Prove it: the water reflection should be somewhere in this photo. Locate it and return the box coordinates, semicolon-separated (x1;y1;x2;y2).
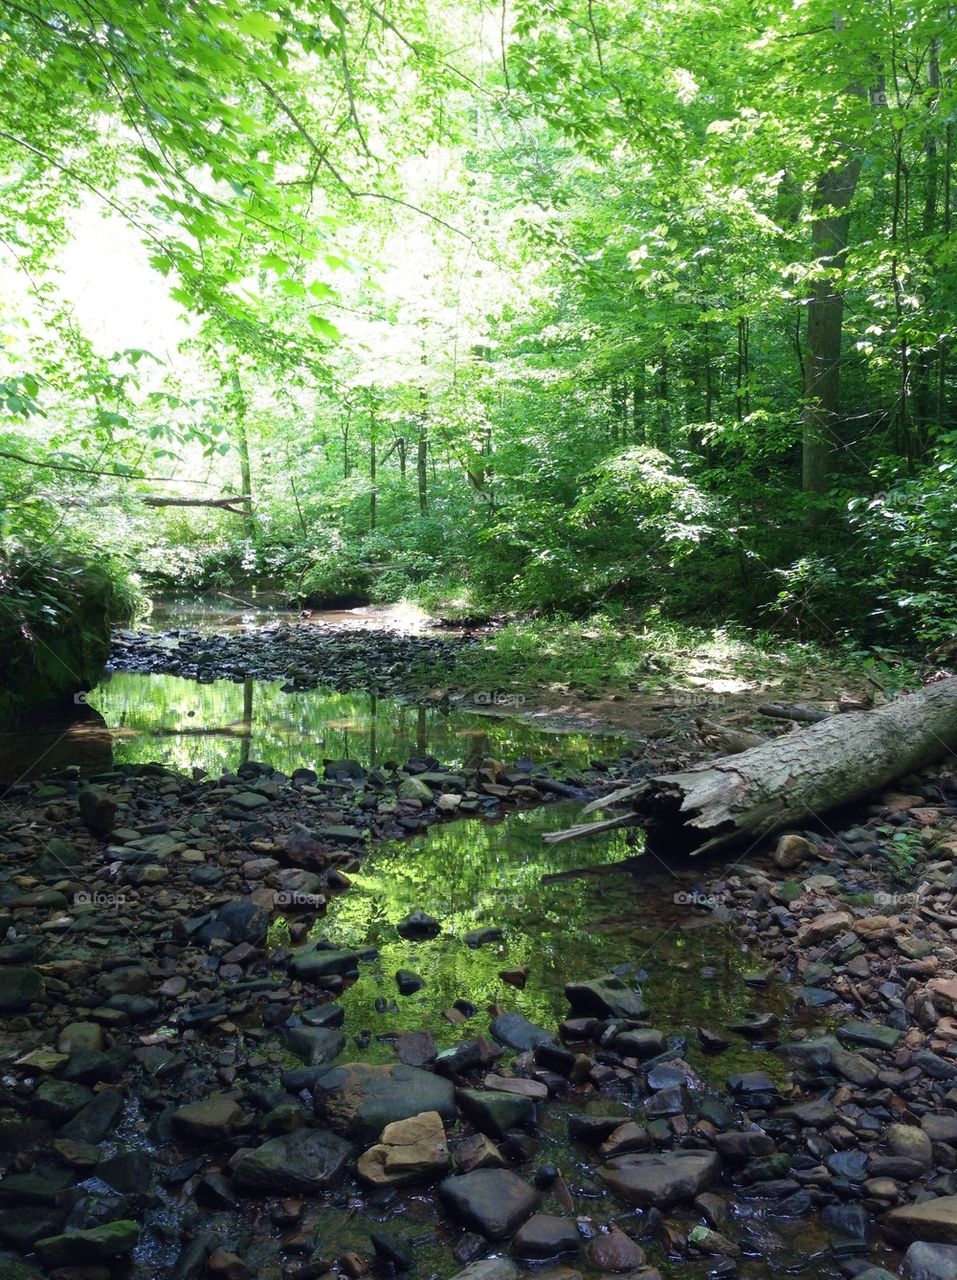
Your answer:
61;672;628;776
277;802;794;1087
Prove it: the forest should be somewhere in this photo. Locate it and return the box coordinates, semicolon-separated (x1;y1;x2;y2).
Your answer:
4;6;957;1280
1;0;954;670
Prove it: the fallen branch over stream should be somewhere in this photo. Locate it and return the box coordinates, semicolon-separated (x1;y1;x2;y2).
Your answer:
546;677;957;856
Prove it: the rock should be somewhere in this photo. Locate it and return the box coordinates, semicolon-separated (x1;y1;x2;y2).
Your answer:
797;911;853;946
233;1128;353;1194
439;1169;539;1239
490;1013;552;1052
615;1029;667;1060
466;928;504;949
314;1063;456;1139
32;1079;93;1123
887;1123;933;1167
598;1150;721;1209
927;978;957;1016
56;1021;104;1054
171;1095;243;1143
357;1111;450;1187
448;1262;519;1280
884;1196;957;1244
837;1020;903;1051
923;1115;957;1146
396;908;440;939
901;1241;957;1280
208;1248;253;1280
396;969;425;995
773;833;816;868
714;1131;775;1162
288;948;359;981
564;975;646;1019
0;967;42;1012
588;1228;645;1271
512;1215;580;1259
78;788;117;837
457;1133;507;1172
58;1089;124;1143
35;1220;139;1267
457;1088;534;1137
398;777;433;803
195;898;268;946
283;1026;346;1065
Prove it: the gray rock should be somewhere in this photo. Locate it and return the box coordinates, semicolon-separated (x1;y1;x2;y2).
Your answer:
439;1169;539;1239
615;1029;667;1060
489;1013;552;1052
564;975;646;1019
233;1127;353;1194
283;1026;345;1066
902;1241;957;1280
456;1088;534;1137
288;948;359;981
511;1213;580;1258
598;1149;721;1208
885;1195;957;1245
923;1115;957;1146
314;1063;456;1139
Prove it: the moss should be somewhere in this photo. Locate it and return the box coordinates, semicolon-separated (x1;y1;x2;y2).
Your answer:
0;562;113;726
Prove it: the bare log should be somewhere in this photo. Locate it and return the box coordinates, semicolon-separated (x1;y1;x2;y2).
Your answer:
143;495;252;515
553;678;957;857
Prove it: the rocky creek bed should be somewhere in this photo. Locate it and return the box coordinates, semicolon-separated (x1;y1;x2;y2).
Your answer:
3;625;957;1280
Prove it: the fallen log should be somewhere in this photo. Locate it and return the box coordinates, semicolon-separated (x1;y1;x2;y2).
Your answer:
758;702;831;723
547;677;957;856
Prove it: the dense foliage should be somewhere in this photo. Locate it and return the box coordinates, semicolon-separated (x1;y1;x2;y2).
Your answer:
1;0;955;650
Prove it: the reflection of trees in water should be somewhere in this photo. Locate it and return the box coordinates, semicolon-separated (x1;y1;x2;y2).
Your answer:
85;674;623;775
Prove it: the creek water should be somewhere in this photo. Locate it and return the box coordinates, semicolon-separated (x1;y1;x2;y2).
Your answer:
0;603;849;1279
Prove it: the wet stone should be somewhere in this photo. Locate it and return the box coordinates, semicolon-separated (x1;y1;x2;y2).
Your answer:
171;1095;243;1143
314;1062;456;1139
283;1025;346;1065
512;1214;580;1259
457;1087;535;1137
598;1150;721;1209
564;975;646;1019
233;1127;354;1194
490;1012;552;1052
439;1168;539;1239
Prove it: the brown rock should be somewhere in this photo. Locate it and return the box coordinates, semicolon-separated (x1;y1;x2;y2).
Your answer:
773;834;816;869
357;1110;450;1187
797;911;853;946
588;1228;645;1272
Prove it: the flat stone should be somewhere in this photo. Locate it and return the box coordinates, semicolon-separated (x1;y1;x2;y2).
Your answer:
172;1095;243;1143
439;1169;539;1239
357;1110;450;1187
837;1020;903;1051
490;1013;552;1052
797;911;853;946
233;1128;353;1194
615;1029;667;1060
512;1214;580;1259
448;1262;519;1280
288;948;359;981
457;1088;534;1137
564;975;646;1019
922;1114;957;1145
283;1026;345;1066
885;1195;957;1245
315;1063;456;1139
35;1220;138;1267
598;1150;721;1209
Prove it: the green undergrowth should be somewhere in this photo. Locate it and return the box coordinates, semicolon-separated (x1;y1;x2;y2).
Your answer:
422;609;923;704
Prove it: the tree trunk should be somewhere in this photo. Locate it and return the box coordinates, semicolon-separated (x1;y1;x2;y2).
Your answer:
417;422;429;516
229;371;258;545
369;412;377;533
548;678;957;856
801;154;862;509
